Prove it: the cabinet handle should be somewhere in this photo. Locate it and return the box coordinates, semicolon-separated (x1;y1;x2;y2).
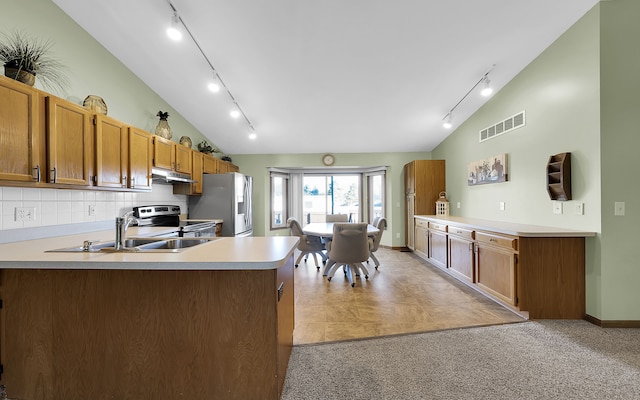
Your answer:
489;238;497;242
122;176;127;188
50;167;57;183
131;176;136;188
277;282;284;302
33;165;41;182
469;242;474;251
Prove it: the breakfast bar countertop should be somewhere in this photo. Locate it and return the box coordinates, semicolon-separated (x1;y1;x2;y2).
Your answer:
0;227;299;271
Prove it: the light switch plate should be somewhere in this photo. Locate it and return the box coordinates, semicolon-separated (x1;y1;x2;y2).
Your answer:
553;202;563;215
499;202;505;211
575;203;584;215
614;202;625;216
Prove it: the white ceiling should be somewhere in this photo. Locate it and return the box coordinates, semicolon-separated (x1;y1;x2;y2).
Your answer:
52;0;599;155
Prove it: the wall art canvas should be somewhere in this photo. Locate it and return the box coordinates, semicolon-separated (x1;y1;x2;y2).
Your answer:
468;153;508;186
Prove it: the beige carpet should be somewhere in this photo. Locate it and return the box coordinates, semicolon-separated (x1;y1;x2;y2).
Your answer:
282;320;640;399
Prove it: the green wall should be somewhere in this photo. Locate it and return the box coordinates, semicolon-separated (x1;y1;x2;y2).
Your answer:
1;0;209;147
599;0;640;320
232;152;429;248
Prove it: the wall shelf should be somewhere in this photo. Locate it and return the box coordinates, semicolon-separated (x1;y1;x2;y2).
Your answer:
546;152;571;201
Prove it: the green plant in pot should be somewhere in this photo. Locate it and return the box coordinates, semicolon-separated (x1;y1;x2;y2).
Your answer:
0;30;70;93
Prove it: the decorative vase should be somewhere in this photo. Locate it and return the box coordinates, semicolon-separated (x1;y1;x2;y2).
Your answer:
4;64;36;86
179;136;192;148
83;95;108;115
155;111;172;140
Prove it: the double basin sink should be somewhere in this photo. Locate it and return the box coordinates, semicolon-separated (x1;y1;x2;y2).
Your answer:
48;236;220;253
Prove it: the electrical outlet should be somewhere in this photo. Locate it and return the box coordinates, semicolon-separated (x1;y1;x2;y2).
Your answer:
614;202;625;216
575;203;584;215
15;207;36;221
553;202;563;215
88;205;96;216
499;202;505;211
457;202;461;209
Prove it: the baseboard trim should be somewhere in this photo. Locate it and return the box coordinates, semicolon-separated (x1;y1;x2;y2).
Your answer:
584;314;640;328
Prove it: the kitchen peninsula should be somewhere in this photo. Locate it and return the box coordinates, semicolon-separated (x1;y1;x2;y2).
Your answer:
0;229;299;400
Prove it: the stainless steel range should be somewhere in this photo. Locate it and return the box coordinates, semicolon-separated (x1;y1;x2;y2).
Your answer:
132;205;217;237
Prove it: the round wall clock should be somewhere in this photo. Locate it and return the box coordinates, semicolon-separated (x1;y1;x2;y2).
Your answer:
322;154;335;166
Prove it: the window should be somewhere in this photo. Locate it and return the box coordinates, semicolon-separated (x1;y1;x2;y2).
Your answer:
303;174;361;224
270;172;289;230
367;172;385;223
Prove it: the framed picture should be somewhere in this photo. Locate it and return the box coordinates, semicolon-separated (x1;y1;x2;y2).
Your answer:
468;153;508;186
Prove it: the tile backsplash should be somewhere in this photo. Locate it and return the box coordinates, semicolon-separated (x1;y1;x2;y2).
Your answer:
0;185;187;231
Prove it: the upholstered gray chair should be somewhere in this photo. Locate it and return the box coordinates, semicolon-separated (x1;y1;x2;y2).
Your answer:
367;217;387;269
325;214;349;222
288;217;327;268
325;223;371;287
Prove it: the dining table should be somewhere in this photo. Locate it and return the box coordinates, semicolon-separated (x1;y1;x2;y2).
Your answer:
302;222;380;277
302;222;380;238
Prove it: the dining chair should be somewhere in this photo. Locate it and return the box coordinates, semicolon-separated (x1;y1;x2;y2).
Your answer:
287;217;327;268
325;214;349;222
367;217;387;269
325;223;371;287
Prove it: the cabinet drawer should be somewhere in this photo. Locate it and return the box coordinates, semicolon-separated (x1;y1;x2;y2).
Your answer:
476;231;518;251
448;226;474;240
415;219;428;229
428;222;447;232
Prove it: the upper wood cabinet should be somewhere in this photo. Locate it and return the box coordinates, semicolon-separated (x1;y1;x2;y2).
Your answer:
46;95;93;186
218;159;239;173
0;76;42;183
203;154;218;174
94;114;128;188
174;150;204;195
153;136;175;171
174;144;192;174
128;127;153;190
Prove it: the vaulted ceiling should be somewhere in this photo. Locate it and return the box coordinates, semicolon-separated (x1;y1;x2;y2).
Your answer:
52;0;599;155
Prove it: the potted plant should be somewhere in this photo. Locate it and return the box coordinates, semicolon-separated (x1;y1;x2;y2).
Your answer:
0;30;70;93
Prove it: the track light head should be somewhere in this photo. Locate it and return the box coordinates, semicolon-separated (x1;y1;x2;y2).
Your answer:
443;113;453;129
481;77;493;96
167;11;182;41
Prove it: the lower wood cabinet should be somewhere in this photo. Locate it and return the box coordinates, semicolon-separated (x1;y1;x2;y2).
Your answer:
414;216;587;319
0;257;295;399
448;227;475;284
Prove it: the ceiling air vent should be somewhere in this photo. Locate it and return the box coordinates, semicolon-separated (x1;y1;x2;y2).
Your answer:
479;111;525;142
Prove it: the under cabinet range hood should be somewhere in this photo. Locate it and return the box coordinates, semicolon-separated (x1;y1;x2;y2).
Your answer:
151;168;197;184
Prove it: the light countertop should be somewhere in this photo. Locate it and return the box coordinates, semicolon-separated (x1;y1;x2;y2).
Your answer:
415;215;596;237
0;227;299;271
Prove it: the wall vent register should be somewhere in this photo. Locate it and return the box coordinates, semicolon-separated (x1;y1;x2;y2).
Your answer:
479;110;525;142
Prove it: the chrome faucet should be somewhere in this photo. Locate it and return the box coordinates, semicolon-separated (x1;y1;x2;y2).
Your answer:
115;210;139;251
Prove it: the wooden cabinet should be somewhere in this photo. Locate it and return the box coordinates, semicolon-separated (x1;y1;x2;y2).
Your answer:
94;114;128;188
414;218;429;259
404;160;445;249
546;152;571;201
475;232;518;306
427;222;447;270
203;153;218;174
152;136;175;170
46;95;93;186
174;150;203;195
448;226;475;283
174;144;192;174
128;127;153;190
1;257;295;399
413;216;587;319
218;159;239;173
0;76;42;183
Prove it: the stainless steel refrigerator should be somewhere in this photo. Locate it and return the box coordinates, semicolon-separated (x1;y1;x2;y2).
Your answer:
188;172;253;237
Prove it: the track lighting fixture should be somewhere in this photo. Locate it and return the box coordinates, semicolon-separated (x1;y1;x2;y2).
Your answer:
166;11;182;41
481;77;493;96
442;65;496;130
166;1;257;140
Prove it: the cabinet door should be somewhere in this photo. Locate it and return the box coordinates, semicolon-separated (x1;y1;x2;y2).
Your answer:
203;154;218;174
46;96;92;185
276;256;294;398
174;145;192;174
153;136;175;170
414;223;428;260
95;114;128;188
406;194;415;250
475;243;517;305
428;230;447;269
404;161;415;194
0;77;42;182
448;236;475;283
128;127;153;190
218;160;230;174
191;151;203;194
